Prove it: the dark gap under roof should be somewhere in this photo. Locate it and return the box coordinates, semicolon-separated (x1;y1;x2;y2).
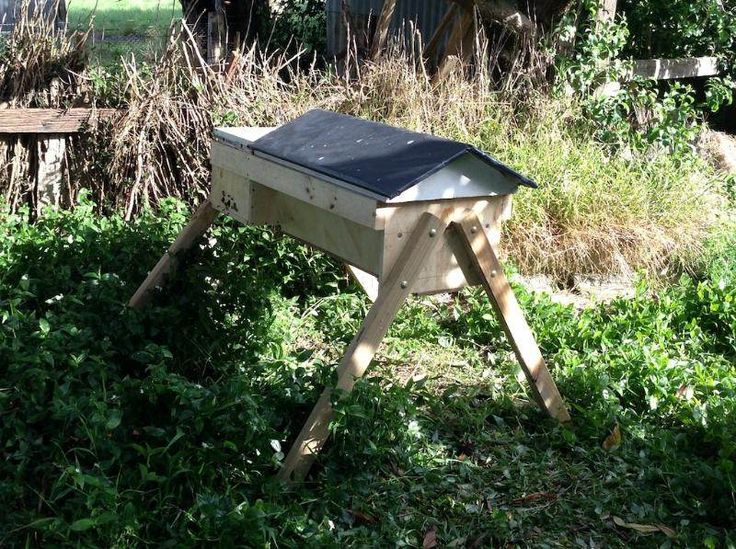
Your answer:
248;109;537;200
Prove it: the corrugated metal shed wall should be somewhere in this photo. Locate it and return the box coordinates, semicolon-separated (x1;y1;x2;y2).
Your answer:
326;0;450;58
0;0;16;30
0;0;63;31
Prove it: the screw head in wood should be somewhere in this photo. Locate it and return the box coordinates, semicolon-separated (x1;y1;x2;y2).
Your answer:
490;269;497;277
400;280;408;289
429;228;437;237
471;225;478;233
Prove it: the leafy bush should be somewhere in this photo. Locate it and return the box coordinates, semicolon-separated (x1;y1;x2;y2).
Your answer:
556;0;735;156
0;197;734;545
271;0;327;55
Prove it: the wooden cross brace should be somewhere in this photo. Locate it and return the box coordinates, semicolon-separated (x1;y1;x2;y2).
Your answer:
129;199;570;482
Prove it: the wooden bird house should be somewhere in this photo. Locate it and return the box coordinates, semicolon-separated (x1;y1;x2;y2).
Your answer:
130;109;570;483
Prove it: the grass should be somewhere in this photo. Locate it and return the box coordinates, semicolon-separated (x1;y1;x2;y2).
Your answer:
76;38;730;280
67;0;180;35
0;15;729;279
0;196;734;545
66;0;180;66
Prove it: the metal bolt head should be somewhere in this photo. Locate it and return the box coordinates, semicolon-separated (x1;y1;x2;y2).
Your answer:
470;225;478;234
400;280;408;289
429;228;437;237
490;269;498;278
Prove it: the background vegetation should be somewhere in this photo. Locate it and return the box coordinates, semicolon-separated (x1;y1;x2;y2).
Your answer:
0;0;734;545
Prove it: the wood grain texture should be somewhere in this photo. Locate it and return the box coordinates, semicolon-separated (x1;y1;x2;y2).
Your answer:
630;56;720;80
0;108;119;134
370;0;398;59
453;215;570;422
210;141;380;229
378;196;511;294
128;200;219;309
277;211;451;483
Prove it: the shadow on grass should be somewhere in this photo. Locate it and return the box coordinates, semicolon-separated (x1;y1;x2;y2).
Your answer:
0;201;733;545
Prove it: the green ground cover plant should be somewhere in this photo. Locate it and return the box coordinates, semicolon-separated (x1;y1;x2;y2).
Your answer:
67;0;179;35
1;196;734;546
66;0;180;66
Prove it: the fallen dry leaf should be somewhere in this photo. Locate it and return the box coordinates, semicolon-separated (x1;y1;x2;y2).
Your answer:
512;492;556;505
676;384;694;401
602;424;622;451
613;516;676;538
347;509;376;525
423;525;438;549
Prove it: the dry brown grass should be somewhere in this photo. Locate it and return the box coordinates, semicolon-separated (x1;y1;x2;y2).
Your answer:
0;20;727;279
0;0;89;107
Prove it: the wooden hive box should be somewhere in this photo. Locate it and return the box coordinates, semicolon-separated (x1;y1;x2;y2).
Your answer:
209;109;535;295
130;109;569;484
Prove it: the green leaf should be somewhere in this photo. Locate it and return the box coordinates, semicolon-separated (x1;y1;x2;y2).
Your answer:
106;410;122;430
70;518;96;531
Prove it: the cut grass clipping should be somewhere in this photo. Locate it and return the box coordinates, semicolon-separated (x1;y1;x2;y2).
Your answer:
0;196;733;545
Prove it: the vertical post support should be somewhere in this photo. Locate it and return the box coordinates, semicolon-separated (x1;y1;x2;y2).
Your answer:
278;211;450;483
207;0;226;64
596;0;618;26
453;215;570;422
129;199;220;309
36;134;65;212
435;6;475;81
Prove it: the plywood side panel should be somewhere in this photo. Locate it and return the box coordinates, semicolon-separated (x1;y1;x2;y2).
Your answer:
251;184;384;276
211;141;380;229
211;166;253;224
379;196;512;294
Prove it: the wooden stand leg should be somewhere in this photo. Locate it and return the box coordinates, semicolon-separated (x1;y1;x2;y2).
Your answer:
278;211;450;483
453;215;571;422
129;199;220;309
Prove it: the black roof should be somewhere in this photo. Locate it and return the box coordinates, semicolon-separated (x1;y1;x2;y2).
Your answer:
248;109;536;200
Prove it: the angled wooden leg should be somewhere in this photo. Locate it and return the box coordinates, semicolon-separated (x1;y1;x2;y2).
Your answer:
129;199;220;309
453;215;571;422
278;211;450;483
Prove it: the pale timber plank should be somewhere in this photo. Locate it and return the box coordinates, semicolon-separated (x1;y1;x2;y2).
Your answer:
277;211;451;482
36;135;65;209
348;266;379;301
378;196;511;294
128;200;219;309
596;0;617;24
0;108;118;133
630;56;720;80
454;216;571;422
210;141;380;229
